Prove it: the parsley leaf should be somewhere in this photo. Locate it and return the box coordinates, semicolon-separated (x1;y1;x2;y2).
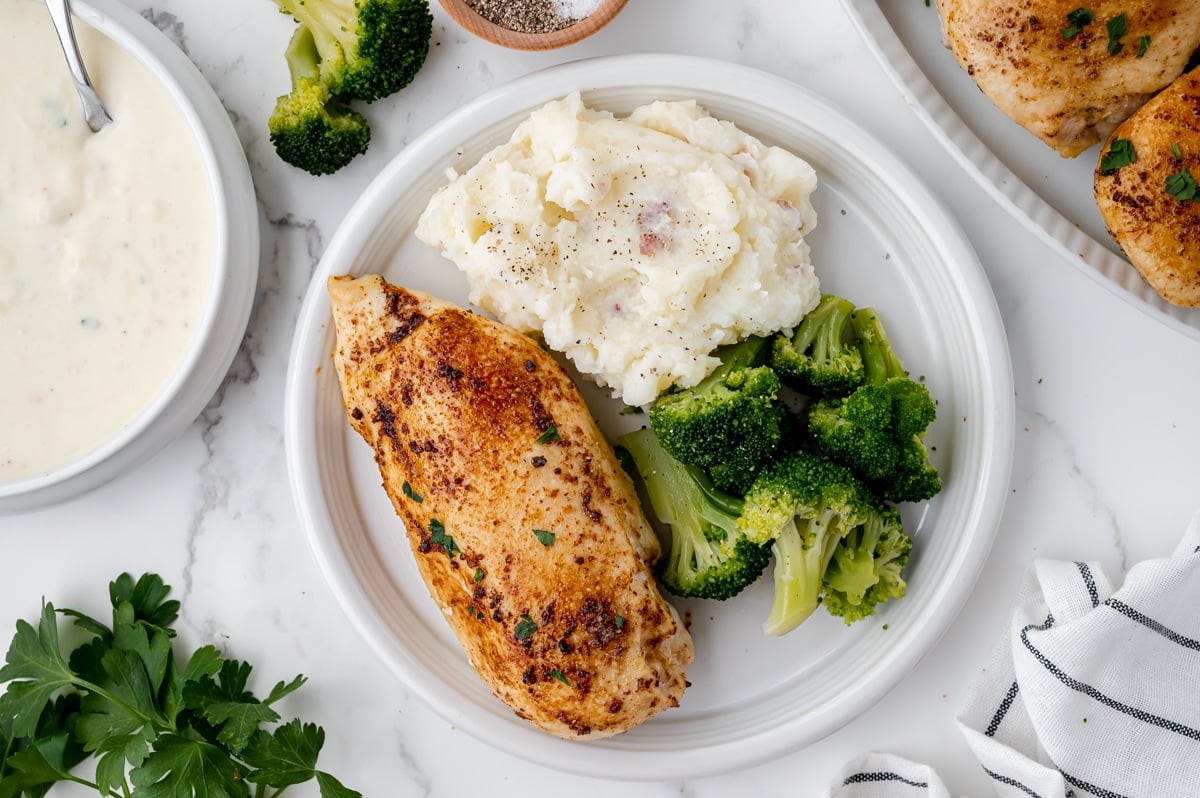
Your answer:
241;720;362;798
109;573;180;631
1105;13;1126;54
535;423;561;444
1099;138;1136;174
0;605;79;738
1166;168;1198;201
428;519;460;558
533;529;556;547
1062;7;1094;39
514;614;537;640
401;481;423;503
548;669;571;686
128;734;245;798
1136;34;1150;56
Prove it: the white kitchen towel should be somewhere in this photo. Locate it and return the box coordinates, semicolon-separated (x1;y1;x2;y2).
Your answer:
825;514;1200;798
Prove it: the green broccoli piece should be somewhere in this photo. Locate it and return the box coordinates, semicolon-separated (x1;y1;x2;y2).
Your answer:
273;0;433;103
821;504;912;625
806;307;941;504
648;337;786;494
269;25;371;176
620;428;771;601
739;451;878;635
770;294;864;397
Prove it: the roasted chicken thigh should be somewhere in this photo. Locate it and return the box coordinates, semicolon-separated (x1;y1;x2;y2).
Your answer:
1094;70;1200;306
936;0;1200;157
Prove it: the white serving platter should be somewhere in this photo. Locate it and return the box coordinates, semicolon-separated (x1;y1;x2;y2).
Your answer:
840;0;1200;340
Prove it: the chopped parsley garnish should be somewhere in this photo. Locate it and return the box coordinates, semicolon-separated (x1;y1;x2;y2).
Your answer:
615;614;625;629
1105;13;1126;54
473;567;484;583
1099;138;1136;174
429;518;460;557
536;423;561;444
402;481;423;503
1166;168;1198;202
548;669;571;686
514;614;537;640
1171;143;1183;161
533;529;556;547
1136;34;1150;57
1062;8;1093;39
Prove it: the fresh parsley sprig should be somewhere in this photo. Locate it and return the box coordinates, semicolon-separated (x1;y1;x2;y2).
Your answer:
0;573;360;798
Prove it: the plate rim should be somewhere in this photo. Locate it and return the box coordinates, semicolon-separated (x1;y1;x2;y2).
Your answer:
283;53;1015;779
838;0;1200;342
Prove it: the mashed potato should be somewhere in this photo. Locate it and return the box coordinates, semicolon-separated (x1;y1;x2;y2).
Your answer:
415;92;820;406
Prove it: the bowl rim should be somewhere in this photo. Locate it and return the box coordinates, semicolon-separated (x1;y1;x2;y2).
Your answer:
438;0;628;50
0;0;230;501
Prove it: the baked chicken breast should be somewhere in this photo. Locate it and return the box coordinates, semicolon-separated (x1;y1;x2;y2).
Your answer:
1094;70;1200;306
936;0;1200;157
328;274;693;738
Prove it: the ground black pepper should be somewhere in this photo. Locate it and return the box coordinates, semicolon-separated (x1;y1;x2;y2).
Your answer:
467;0;592;34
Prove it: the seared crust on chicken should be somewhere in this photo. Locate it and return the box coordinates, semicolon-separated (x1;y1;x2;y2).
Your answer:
1094;71;1200;306
936;0;1200;157
328;274;693;738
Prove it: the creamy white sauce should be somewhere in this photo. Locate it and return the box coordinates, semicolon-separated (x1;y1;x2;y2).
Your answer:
0;0;213;482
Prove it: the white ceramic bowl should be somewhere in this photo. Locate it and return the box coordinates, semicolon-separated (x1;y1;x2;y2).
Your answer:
0;0;258;514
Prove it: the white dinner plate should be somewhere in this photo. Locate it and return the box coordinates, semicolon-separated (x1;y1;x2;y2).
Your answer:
840;0;1200;341
283;54;1014;780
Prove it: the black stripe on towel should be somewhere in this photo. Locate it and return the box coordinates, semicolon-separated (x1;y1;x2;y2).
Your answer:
842;772;927;789
1104;598;1200;651
982;765;1043;798
985;680;1020;737
1019;619;1200;741
985;612;1054;737
1075;561;1099;607
1061;769;1131;798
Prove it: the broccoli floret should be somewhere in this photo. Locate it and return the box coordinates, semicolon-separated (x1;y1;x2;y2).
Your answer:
739;452;878;635
770;294;864;397
648;337;786;494
822;504;912;624
620;428;771;601
269;25;371;176
273;0;433;103
806;307;941;504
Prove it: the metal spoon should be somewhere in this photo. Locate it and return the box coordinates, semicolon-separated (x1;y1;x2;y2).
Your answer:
43;0;113;132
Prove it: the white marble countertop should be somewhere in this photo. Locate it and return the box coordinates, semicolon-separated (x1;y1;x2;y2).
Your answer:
5;1;1200;795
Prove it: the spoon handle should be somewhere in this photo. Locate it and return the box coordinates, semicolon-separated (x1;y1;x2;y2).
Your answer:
43;0;113;132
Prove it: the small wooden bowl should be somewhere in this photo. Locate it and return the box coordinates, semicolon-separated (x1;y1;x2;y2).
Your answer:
438;0;628;50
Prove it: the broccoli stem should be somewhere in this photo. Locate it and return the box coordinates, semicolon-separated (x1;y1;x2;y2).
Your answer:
285;23;321;87
763;507;841;636
852;307;907;385
276;0;356;62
